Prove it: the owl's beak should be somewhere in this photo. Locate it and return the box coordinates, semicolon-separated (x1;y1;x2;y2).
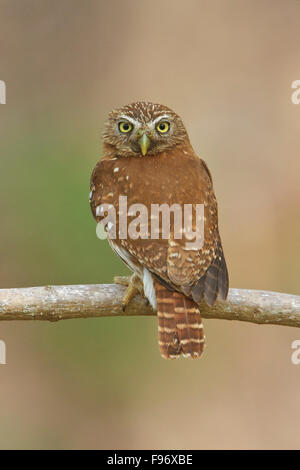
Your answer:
138;133;151;156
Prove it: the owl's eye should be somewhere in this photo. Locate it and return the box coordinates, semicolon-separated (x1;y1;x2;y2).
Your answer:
118;121;133;133
156;121;170;133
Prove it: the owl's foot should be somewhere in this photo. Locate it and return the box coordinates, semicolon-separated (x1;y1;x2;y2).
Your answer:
113;275;132;287
114;274;147;312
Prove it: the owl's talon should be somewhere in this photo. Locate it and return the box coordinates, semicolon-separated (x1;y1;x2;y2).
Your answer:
116;273;145;312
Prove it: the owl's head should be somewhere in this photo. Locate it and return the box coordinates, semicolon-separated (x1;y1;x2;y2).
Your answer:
103;102;189;157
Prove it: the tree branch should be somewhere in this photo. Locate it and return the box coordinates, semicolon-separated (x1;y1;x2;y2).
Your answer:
0;284;299;328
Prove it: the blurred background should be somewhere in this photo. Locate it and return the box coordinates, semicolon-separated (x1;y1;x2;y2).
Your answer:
0;0;300;450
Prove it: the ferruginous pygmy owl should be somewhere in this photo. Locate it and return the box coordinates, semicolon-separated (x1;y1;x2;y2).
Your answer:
90;102;229;359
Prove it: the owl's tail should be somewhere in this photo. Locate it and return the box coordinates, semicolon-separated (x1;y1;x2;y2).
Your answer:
153;280;205;359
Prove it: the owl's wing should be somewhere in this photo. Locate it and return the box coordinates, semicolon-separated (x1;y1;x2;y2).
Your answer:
90;158;110;218
166;235;229;306
163;157;228;305
90;157;146;275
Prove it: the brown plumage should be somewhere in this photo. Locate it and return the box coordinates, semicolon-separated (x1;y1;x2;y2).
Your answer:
154;279;205;359
90;101;229;359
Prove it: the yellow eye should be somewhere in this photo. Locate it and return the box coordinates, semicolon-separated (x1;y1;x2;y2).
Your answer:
156;121;170;133
119;121;133;133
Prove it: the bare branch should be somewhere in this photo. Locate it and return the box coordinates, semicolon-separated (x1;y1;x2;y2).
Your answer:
0;284;299;328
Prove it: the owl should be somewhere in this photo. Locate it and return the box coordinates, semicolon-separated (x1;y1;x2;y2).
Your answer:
90;102;229;359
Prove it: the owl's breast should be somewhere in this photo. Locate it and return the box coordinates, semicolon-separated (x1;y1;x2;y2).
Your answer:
108;150;203;208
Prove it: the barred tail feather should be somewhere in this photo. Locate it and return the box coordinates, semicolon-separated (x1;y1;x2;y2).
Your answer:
154;280;205;359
